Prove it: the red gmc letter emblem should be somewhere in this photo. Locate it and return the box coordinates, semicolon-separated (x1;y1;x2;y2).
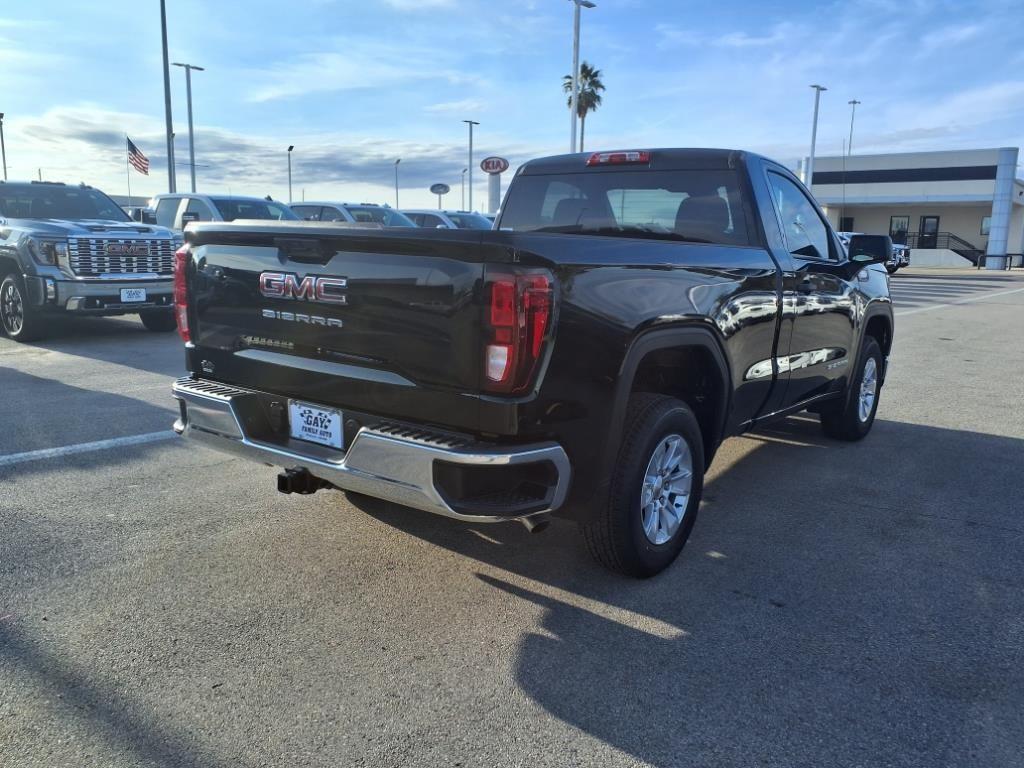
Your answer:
259;272;347;305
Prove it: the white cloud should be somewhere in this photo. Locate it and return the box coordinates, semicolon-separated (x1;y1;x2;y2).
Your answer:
380;0;455;7
715;22;798;48
916;23;983;57
424;99;484;115
244;41;480;103
2;104;533;209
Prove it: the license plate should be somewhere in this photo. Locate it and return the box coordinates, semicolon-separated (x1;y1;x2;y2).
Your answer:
288;401;343;449
120;288;147;303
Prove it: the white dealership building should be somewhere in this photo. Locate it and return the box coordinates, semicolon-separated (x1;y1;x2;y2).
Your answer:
803;147;1023;269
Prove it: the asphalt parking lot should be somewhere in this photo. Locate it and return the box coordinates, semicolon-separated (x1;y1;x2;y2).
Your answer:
2;268;1023;767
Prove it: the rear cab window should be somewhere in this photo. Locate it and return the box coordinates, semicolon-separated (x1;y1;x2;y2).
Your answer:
499;167;751;246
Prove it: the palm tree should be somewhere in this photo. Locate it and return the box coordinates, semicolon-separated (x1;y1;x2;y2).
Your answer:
562;61;605;152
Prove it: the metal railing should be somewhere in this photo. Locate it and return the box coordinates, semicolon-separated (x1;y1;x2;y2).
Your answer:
901;232;1022;270
904;232;985;266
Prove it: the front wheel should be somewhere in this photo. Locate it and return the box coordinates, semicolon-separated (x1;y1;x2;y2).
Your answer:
820;337;883;441
581;393;705;578
139;309;177;332
885;265;898;275
1;274;46;342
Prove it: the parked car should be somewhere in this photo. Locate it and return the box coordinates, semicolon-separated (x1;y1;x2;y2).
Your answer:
838;231;909;274
401;209;494;230
170;148;893;577
148;193;298;231
0;180;180;340
290;202;416;227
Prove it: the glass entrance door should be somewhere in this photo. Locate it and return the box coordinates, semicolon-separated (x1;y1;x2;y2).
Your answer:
920;215;939;249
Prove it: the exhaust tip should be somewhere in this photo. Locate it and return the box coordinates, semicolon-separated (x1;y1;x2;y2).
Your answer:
520;514;551;534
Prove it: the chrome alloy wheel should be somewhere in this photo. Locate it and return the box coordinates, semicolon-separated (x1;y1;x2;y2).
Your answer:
858;357;878;423
1;281;25;336
640;434;693;545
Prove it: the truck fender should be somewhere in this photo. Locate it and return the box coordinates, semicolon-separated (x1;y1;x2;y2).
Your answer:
842;304;894;407
602;325;732;477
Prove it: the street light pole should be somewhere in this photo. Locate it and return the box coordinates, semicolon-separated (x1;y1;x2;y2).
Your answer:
463;120;479;211
806;84;827;189
461;168;467;210
568;0;596;153
287;145;294;203
172;62;204;193
0;113;7;181
847;99;861;156
394;158;400;208
159;0;176;192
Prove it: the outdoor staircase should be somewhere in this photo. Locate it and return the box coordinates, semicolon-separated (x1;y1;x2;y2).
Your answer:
905;232;985;266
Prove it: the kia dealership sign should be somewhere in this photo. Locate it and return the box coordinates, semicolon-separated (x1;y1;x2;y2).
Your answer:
480;156;509;175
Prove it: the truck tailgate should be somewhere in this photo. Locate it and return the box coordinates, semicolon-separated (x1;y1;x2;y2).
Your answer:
185;225;505;428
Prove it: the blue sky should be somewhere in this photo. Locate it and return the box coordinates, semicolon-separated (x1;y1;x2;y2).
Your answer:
2;0;1022;208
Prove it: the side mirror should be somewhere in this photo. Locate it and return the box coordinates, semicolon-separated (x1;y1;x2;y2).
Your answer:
180;211;201;225
436;224;447;229
847;234;892;265
131;207;157;224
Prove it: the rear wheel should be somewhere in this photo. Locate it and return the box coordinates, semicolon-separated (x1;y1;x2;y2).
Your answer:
139;309;177;332
820;337;882;441
582;393;704;578
0;274;46;342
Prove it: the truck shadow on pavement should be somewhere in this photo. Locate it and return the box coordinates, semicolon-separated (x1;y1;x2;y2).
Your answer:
0;369;175;477
350;415;1024;766
0;623;244;768
7;315;184;378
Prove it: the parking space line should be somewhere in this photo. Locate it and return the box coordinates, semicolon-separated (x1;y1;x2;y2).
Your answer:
895;285;1024;317
0;431;175;468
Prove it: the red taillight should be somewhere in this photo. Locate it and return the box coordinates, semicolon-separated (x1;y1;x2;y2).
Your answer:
173;245;190;343
483;270;553;394
585;150;651;166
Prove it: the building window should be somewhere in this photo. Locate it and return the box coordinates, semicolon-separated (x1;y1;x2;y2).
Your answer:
981;216;991;236
889;215;909;245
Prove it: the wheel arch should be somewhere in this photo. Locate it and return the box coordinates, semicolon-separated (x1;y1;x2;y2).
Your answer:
0;252;23;280
862;307;893;384
604;325;732;475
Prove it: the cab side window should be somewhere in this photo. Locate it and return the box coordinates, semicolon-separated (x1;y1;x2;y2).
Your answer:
155;198;181;229
184;197;215;221
291;205;321;221
320;207;345;222
767;172;833;260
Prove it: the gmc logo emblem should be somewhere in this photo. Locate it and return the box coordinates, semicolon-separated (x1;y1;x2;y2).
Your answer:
106;243;149;256
259;272;348;305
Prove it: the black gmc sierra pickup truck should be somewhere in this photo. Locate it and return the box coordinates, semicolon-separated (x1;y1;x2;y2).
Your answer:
171;149;893;577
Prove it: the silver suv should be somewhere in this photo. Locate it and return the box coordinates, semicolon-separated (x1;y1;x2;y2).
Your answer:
401;209;494;230
149;193;298;231
290;202;415;227
0;180;180;341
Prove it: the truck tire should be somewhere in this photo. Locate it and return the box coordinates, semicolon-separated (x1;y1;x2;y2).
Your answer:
885;265;898;275
582;393;704;578
820;336;882;441
139;309;177;332
1;273;46;342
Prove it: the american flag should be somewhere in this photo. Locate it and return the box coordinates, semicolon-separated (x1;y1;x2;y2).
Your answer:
127;137;150;175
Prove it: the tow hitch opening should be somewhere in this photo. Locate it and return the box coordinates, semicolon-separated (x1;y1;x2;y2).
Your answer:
277;468;329;495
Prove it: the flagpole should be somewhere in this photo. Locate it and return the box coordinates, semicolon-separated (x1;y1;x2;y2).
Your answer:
125;136;132;207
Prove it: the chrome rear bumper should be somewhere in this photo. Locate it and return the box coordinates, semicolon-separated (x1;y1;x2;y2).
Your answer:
171;377;570;522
